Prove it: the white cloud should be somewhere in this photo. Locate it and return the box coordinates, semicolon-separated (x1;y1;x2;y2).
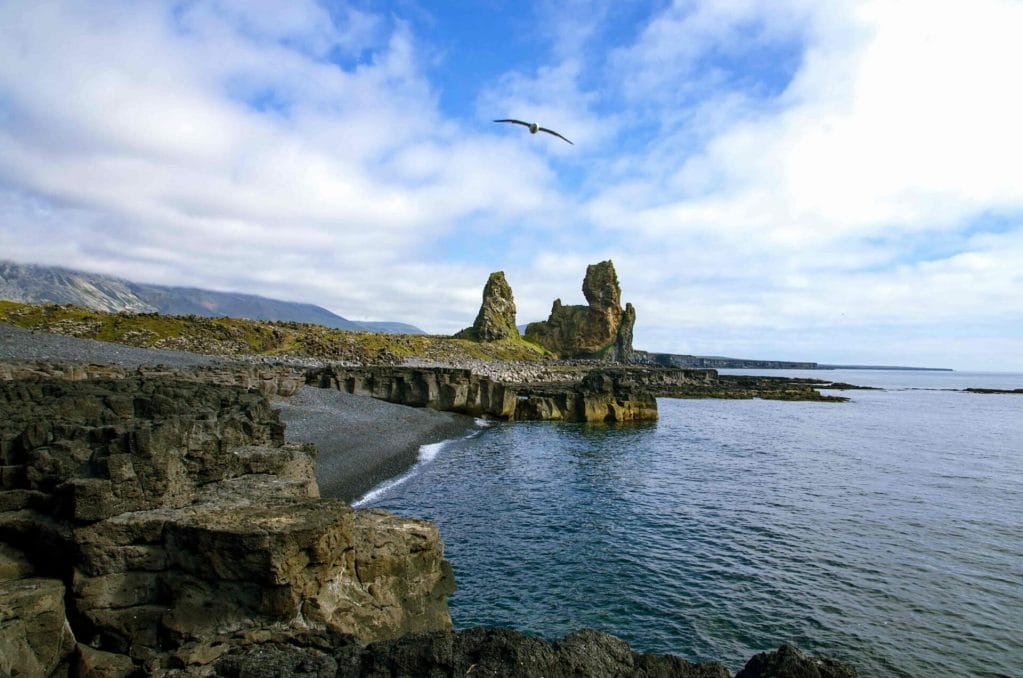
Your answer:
0;1;564;330
609;0;814;106
571;0;1023;368
628;0;1023;239
1;1;1021;369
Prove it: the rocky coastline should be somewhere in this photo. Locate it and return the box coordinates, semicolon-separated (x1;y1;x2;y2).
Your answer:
0;324;859;676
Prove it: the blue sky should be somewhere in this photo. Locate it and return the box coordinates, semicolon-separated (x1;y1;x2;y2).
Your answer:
2;1;1022;371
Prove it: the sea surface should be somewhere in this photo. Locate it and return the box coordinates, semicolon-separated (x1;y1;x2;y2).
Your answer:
359;370;1023;676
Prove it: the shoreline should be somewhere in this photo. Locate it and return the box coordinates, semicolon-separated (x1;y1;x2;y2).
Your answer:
274;384;477;503
0;323;476;504
0;322;864;675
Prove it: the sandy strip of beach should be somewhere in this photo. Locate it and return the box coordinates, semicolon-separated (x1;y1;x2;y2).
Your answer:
0;323;474;503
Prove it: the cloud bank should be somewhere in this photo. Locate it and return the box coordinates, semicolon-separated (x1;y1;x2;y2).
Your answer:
1;1;1021;370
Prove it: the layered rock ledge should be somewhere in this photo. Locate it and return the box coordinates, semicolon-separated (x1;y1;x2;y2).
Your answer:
306;365;664;423
305;363;849;424
0;374;453;675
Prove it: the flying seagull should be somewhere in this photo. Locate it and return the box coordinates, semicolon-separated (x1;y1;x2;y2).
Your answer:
494;119;574;145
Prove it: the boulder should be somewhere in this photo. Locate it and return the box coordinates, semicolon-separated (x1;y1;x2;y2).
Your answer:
525;260;635;361
455;271;519;342
72;487;453;665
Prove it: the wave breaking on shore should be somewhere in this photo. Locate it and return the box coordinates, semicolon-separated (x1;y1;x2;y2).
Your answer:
353;422;490;507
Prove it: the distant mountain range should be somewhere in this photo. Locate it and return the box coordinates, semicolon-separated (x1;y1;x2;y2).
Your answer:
0;261;425;335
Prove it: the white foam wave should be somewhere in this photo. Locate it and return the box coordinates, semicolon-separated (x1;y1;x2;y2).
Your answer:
351;470;412;508
417;441;446;463
351;425;489;508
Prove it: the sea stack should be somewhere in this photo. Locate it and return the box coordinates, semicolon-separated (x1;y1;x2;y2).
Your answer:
525;260;635;362
455;271;518;342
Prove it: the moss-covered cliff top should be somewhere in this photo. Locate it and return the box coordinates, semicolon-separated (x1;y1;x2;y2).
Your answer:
0;300;550;364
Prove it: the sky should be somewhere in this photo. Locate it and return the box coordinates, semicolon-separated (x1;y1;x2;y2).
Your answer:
1;1;1022;371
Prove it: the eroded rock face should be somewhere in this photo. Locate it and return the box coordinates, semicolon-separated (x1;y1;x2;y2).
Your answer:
0;374;454;675
72;490;453;664
525;260;635;361
455;271;518;342
307;365;662;422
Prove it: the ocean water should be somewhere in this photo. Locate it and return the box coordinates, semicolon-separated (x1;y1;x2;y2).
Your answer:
360;371;1023;676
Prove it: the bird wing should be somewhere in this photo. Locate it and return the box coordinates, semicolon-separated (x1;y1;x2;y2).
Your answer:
538;127;574;145
494;119;531;127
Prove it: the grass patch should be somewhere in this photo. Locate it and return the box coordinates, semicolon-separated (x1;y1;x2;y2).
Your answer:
0;302;554;364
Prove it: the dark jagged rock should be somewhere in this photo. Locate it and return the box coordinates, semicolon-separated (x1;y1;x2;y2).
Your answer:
525;260;635;361
349;628;733;678
512;368;658;422
307;365;519;418
455;271;519;342
735;644;859;677
634;351;819;370
206;628;860;677
817;382;881;391
207;627;732;678
653;374;849;402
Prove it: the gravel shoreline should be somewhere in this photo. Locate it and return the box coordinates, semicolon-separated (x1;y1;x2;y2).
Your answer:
275;386;473;502
0;323;475;503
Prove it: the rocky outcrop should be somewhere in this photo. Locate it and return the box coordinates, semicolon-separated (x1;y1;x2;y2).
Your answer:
616;300;636;362
455;271;518;341
513;369;658;422
0;375;454;675
306;362;851;418
525;260;635;361
306;365;664;422
308;365;519;418
652;373;849;402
